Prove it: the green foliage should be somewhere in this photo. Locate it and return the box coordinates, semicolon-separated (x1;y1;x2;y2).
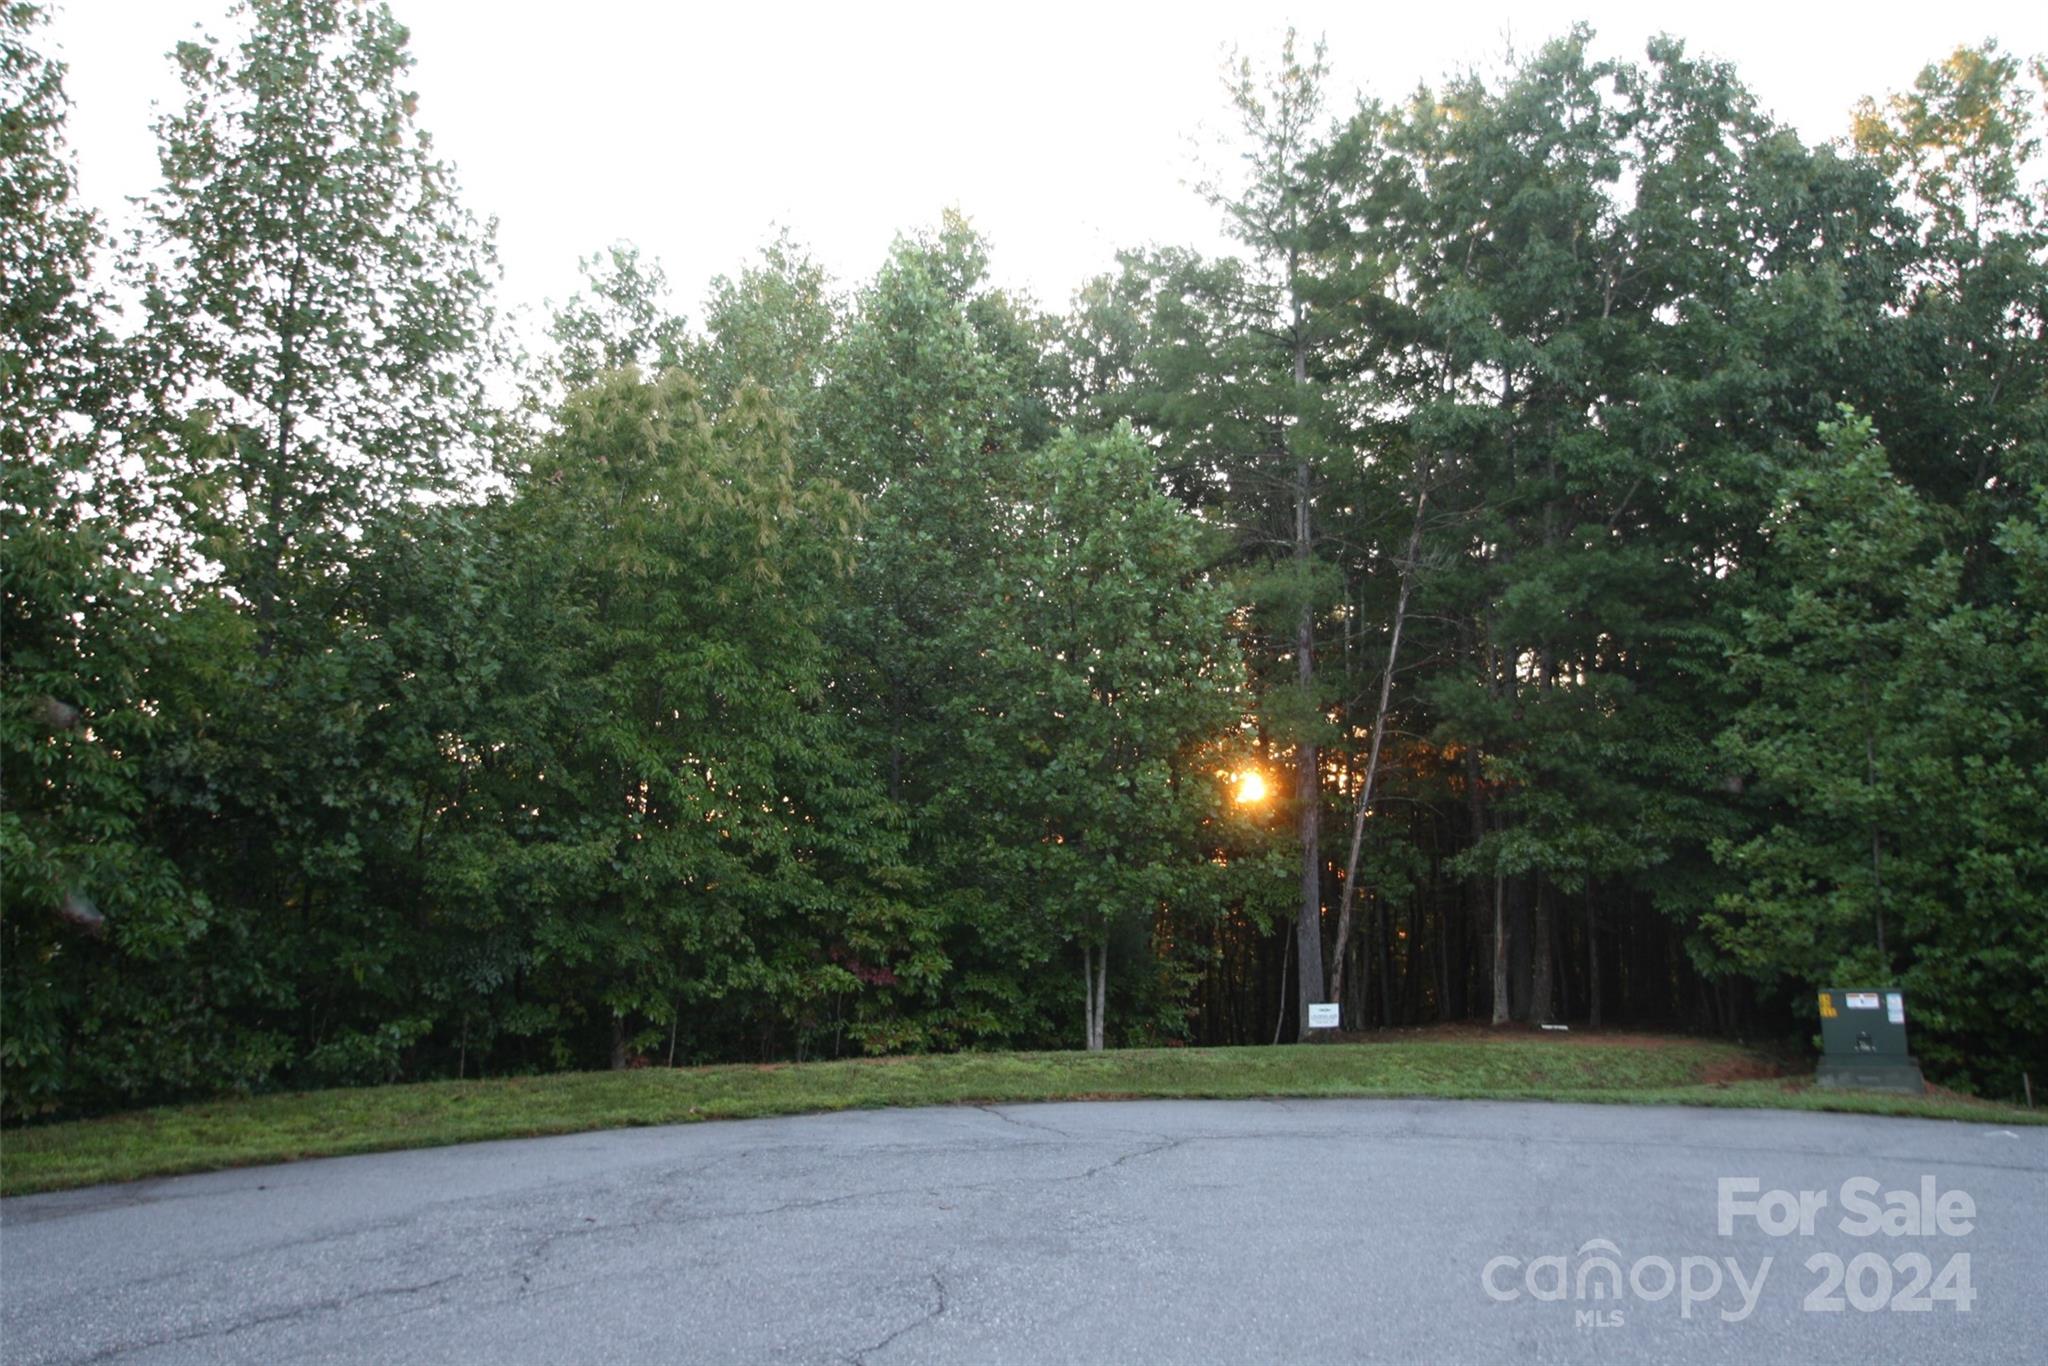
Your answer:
939;426;1250;1044
5;8;2047;1117
695;229;838;418
135;0;496;625
1;2;107;452
802;214;1069;1049
1712;413;2048;1091
2;4;213;1115
546;243;691;393
454;368;903;1067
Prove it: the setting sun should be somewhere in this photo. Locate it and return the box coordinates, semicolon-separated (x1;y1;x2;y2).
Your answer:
1234;770;1269;805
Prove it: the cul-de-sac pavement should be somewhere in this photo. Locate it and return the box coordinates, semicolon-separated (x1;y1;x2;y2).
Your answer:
4;1099;2042;1363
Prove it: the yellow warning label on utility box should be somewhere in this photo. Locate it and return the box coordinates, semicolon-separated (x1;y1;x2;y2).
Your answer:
1818;992;1838;1019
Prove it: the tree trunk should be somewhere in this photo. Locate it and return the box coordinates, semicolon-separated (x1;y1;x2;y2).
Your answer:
1461;699;1489;1025
1295;732;1325;1039
1864;696;1888;967
1289;254;1327;1040
1082;944;1101;1051
1374;894;1392;1026
1490;873;1510;1027
1531;877;1556;1025
1272;921;1293;1045
1093;943;1109;1051
1586;888;1602;1029
1397;905;1422;1024
1436;902;1452;1020
609;1015;628;1070
1509;877;1533;1021
1329;486;1428;1010
254;242;311;662
1345;930;1367;1026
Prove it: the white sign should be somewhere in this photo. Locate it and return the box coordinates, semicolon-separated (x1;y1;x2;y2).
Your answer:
1845;992;1881;1010
1308;1003;1341;1029
1887;992;1905;1024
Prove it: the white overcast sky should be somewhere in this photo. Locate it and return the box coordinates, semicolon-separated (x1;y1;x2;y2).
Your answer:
43;0;2048;329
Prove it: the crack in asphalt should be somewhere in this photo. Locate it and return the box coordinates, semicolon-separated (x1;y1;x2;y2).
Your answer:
598;1131;1199;1232
1085;1136;1189;1178
845;1272;948;1364
12;1101;2044;1364
96;1162;729;1302
510;1215;640;1291
77;1272;466;1363
479;1136;1196;1307
107;1212;431;1293
974;1104;1079;1138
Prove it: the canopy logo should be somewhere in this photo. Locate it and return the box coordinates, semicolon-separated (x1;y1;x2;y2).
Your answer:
1480;1175;1978;1328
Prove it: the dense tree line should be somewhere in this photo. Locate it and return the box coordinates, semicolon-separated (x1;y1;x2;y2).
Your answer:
5;1;2044;1116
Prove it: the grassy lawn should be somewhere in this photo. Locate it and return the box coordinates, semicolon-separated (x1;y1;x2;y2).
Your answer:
3;1034;2037;1196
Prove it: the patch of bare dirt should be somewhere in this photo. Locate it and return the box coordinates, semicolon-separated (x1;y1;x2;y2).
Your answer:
1697;1055;1787;1085
1318;1021;1720;1049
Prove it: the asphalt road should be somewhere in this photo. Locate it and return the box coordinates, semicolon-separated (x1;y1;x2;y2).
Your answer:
3;1099;2042;1364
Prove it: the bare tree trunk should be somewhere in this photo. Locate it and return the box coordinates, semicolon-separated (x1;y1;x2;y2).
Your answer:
609;1015;628;1070
254;247;309;662
1461;698;1489;1025
1475;611;1510;1029
1272;922;1292;1045
1328;487;1428;1010
1529;639;1556;1026
1509;877;1533;1021
1295;714;1325;1041
1436;902;1451;1020
1289;256;1328;1040
1361;894;1374;1027
1490;873;1510;1027
1293;607;1326;1036
1087;947;1097;1051
1094;944;1108;1051
1586;888;1602;1029
1082;945;1099;1051
1867;730;1888;967
1397;904;1423;1023
1531;877;1556;1025
1374;894;1392;1026
1346;930;1367;1025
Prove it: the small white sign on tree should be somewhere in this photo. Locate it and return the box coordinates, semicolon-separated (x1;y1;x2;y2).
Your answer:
1308;1003;1340;1029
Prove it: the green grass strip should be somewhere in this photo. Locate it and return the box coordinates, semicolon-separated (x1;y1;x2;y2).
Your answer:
4;1039;2037;1197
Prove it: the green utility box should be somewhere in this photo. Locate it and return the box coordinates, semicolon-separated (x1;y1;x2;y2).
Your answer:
1815;988;1924;1094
